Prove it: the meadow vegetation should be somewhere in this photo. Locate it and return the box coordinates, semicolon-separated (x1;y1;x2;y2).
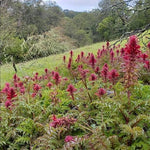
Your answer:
0;36;150;149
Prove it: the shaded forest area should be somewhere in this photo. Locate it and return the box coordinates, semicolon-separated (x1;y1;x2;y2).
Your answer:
0;0;150;63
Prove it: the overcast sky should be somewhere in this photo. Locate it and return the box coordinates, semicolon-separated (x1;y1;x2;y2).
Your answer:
50;0;100;11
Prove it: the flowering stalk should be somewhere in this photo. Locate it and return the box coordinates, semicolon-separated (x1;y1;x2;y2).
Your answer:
123;35;141;104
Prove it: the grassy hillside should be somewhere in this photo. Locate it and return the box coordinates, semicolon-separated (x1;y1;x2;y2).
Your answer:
1;42;106;88
1;29;150;88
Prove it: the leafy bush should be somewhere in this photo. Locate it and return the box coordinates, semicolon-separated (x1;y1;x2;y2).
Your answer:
0;36;150;149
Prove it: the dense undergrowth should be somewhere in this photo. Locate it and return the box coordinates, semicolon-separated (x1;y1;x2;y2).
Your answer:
0;36;150;150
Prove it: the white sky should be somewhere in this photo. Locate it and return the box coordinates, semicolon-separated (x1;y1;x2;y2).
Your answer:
47;0;100;11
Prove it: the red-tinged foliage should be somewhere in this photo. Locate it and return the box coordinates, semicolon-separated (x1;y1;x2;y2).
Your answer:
50;115;76;128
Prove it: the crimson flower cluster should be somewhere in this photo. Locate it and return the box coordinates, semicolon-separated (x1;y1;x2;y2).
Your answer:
1;83;17;108
50;115;76;128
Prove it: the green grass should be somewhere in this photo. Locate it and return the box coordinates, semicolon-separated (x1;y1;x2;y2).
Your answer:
1;42;106;88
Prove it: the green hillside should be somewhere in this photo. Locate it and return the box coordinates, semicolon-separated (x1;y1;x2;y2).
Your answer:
1;42;106;88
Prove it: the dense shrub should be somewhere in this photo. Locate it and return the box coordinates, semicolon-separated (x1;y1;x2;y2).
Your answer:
0;37;150;149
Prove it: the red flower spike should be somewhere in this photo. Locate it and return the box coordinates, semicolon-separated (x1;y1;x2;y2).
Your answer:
121;48;125;56
116;50;120;56
101;63;109;82
47;82;53;88
123;35;141;89
63;55;66;63
1;83;10;94
7;87;17;100
33;84;41;92
53;72;61;85
32;93;36;97
20;88;25;94
95;88;106;98
125;35;141;56
89;54;97;69
147;42;150;49
81;51;84;58
67;84;77;100
5;100;12;108
35;72;38;76
108;69;119;85
89;73;97;81
144;61;150;70
141;53;148;62
107;41;109;47
50;116;76;128
45;68;48;74
95;66;100;74
70;50;73;57
67;63;71;70
110;51;114;63
76;55;80;62
79;68;89;79
65;136;74;143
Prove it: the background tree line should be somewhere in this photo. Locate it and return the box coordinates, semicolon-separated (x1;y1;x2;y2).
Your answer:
0;0;150;64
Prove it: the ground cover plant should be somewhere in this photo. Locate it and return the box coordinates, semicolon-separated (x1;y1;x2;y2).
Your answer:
0;36;150;150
